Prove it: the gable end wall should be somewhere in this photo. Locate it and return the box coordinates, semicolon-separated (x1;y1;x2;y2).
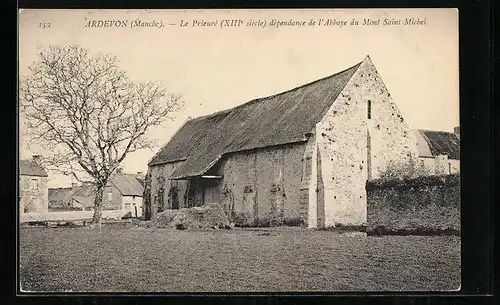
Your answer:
315;57;418;227
19;175;48;213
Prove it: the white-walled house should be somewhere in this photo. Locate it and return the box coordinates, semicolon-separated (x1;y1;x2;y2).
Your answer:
413;128;460;175
108;169;145;218
19;156;49;214
48;169;145;218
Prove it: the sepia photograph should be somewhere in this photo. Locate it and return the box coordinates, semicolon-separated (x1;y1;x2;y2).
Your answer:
18;8;460;292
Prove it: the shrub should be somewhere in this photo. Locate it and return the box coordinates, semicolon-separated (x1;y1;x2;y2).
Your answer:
254;218;271;227
282;217;304;227
377;155;431;181
232;212;254;227
269;217;283;227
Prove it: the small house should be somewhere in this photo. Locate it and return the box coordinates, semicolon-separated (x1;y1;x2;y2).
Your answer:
19;155;49;214
48;169;145;217
414;129;460;175
105;169;145;218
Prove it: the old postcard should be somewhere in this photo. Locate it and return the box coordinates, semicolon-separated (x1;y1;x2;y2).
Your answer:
18;8;460;292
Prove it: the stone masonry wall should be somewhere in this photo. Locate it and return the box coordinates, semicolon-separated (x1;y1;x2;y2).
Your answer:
20;175;48;213
315;56;418;227
213;143;306;226
147;143;306;226
147;160;188;220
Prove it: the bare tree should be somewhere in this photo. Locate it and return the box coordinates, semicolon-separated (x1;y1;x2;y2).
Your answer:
20;45;183;226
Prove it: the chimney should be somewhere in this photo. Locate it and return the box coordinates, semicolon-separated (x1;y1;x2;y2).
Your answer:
71;183;77;189
32;155;42;165
453;126;460;139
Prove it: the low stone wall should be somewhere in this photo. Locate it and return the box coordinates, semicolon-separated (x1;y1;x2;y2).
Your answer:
366;174;460;235
19;210;123;223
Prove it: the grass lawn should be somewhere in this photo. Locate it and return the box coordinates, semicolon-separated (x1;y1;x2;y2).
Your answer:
19;226;460;292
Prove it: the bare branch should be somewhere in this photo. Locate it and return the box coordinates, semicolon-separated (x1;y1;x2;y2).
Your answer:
20;44;184;223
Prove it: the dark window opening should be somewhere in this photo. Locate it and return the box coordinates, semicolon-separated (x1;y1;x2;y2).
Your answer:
168;187;179;209
367;100;372;119
157;188;164;213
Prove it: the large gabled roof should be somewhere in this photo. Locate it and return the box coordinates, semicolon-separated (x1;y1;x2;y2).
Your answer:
48;184;95;207
72;196;95;208
148;110;231;166
110;173;144;196
151;59;364;179
48;187;72;204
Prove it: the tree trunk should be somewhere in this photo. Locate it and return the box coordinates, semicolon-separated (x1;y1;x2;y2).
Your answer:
91;184;105;227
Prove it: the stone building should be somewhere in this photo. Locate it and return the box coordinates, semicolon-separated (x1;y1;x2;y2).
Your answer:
19;155;49;214
145;55;424;228
413;129;460;175
103;169;145;218
48;169;145;217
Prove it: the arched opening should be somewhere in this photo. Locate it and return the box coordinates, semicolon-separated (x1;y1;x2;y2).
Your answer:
168;186;180;209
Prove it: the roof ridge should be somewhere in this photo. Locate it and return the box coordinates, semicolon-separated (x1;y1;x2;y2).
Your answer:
109;172;144;196
188;108;233;122
118;172;137;176
185;60;363;122
418;129;456;134
252;61;362;102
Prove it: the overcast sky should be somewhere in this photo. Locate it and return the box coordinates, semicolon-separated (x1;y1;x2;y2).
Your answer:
19;9;459;188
